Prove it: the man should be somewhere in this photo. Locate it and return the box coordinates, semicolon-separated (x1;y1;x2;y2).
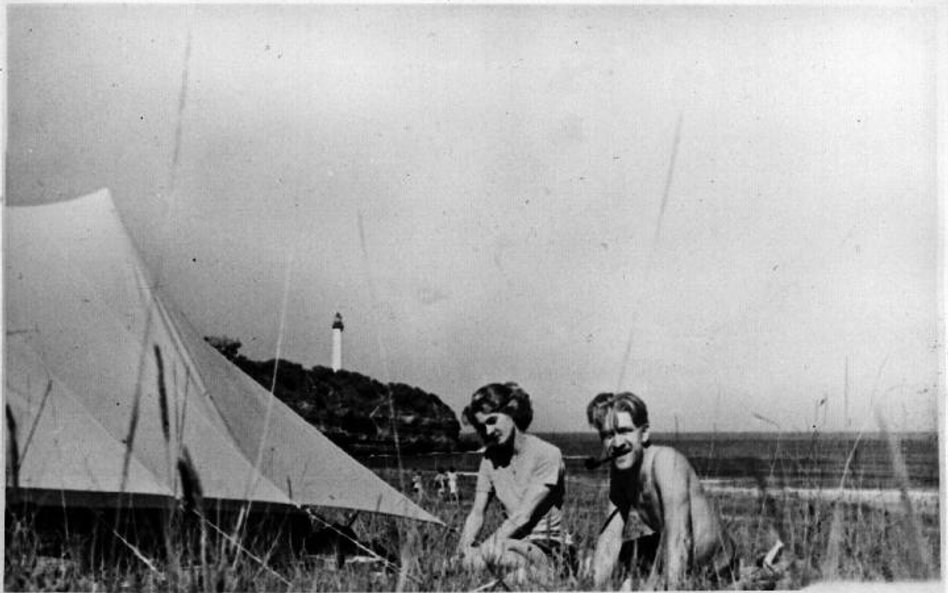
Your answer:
434;469;448;500
587;392;738;590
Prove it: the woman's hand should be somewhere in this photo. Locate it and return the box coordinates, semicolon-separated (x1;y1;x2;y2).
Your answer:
456;544;485;571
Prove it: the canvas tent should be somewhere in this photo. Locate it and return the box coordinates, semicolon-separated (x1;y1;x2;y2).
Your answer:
4;189;440;524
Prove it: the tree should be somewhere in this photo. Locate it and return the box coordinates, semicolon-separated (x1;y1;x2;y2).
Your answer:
204;335;242;361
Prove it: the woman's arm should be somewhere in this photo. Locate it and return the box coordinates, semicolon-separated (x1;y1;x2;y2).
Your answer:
457;489;491;553
481;481;551;550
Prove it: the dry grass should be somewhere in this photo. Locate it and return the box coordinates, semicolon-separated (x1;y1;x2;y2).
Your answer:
4;461;940;592
6;359;939;592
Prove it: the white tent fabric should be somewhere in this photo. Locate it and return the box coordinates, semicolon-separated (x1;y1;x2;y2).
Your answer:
4;189;440;524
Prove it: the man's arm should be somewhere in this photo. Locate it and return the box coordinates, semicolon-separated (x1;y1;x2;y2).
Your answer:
592;502;626;589
457;489;491;554
654;450;694;589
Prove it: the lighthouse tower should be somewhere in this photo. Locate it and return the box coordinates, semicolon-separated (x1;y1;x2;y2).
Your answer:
331;312;344;372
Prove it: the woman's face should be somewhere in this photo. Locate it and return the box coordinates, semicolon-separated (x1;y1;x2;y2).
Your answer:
474;411;516;449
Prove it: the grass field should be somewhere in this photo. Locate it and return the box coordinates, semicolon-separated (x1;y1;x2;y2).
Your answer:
4;459;940;592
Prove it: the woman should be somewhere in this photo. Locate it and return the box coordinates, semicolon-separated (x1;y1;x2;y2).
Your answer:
456;382;574;578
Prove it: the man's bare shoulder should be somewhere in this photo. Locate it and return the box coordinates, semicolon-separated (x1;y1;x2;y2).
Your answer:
649;445;699;479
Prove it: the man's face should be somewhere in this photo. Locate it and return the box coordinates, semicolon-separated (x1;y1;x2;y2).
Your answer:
474;411;515;450
598;410;647;471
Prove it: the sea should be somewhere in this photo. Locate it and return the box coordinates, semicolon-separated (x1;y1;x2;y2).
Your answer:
361;431;941;491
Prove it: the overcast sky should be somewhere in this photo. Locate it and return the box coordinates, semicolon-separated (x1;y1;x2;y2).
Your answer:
6;3;944;433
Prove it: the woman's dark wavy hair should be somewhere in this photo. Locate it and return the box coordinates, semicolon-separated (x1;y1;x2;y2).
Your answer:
462;382;534;435
586;391;649;431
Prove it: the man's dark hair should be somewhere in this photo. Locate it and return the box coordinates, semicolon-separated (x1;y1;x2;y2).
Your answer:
586;391;649;431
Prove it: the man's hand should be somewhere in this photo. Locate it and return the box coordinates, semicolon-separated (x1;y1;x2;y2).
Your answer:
477;536;507;564
593;503;626;589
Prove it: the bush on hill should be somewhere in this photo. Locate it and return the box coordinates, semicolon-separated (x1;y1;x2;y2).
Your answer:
205;336;461;454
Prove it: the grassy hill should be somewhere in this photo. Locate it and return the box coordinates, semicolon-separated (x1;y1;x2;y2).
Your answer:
205;336;461;454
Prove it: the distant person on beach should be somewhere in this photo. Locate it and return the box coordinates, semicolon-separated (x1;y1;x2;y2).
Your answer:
411;471;424;500
446;466;460;503
586;392;738;590
434;469;448;500
456;382;575;580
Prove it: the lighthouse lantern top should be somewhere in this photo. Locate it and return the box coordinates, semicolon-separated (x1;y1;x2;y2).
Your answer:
332;312;344;331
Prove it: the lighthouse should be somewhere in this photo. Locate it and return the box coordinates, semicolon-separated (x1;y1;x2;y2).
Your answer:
331;312;344;372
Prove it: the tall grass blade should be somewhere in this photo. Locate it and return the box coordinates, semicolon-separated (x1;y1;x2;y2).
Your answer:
112;528;163;577
20;379;52;459
177;365;191;452
356;206;412;580
122;276;159;497
177;446;211;592
178;446;204;518
752;458;788;562
6;404;21;491
396;527;413;592
471;578;502;592
154;345;171;444
174;366;191;500
154;337;178;569
119;384;142;494
356;209;407;494
877;412;933;578
243;249;294;509
652;111;683;246
615;113;683;391
114;352;147;563
198;512;291;587
821;503;843;581
167;14;193;197
615;324;635;391
820;412;869;582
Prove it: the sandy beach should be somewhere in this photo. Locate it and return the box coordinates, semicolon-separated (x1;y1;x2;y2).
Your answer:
702;482;940;515
562;473;940;516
